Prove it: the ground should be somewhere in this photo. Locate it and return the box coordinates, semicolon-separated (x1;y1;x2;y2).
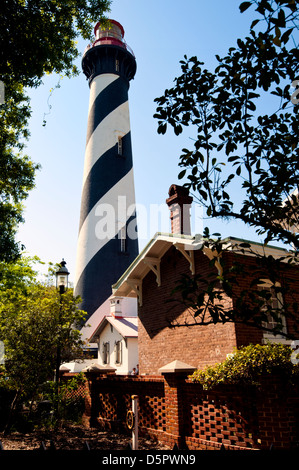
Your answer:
0;424;170;451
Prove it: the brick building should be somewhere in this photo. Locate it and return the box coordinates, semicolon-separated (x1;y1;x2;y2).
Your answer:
112;185;299;375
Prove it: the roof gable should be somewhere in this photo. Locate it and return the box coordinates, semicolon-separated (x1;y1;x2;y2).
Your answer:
89;315;138;342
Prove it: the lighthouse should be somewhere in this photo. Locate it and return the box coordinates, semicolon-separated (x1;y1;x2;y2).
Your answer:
74;19;139;323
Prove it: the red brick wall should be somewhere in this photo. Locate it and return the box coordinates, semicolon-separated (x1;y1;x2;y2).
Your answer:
81;372;299;450
138;246;237;375
223;251;299;347
138;245;299;376
82;373;166;435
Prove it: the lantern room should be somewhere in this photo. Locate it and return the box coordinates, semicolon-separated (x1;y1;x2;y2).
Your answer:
93;19;126;49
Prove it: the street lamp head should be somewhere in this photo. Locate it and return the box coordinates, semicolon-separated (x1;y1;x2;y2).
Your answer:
56;259;70;293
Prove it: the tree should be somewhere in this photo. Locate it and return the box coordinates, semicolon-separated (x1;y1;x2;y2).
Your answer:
155;0;298;249
154;0;299;335
169;228;298;338
0;257;86;430
0;82;39;262
1;0;111;87
0;0;111;262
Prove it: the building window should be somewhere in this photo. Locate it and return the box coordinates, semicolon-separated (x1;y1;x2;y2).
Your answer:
114;340;122;365
102;341;110;364
117;136;123;156
115;59;120;72
258;281;287;340
120;226;126;253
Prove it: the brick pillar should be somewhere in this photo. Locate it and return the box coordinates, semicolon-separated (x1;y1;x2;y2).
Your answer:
166;185;193;235
82;367;116;428
159;360;196;449
82;375;92;427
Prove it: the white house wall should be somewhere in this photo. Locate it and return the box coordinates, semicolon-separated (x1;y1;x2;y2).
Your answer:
127;337;139;373
98;322;138;374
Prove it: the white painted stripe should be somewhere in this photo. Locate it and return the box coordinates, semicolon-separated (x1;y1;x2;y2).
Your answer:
82;100;130;186
74;168;136;286
87;74;119;115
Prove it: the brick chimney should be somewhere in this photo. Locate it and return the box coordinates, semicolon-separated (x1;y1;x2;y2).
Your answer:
166;184;193;235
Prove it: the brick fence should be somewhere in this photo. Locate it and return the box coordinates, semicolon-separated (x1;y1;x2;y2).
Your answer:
61;369;299;451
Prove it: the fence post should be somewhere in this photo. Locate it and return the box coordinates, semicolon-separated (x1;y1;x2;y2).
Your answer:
132;395;138;450
159;360;196;449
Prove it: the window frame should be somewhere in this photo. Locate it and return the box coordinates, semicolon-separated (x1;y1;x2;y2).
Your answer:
120;226;127;253
114;340;122;365
258;280;288;342
102;341;110;364
117;135;123;156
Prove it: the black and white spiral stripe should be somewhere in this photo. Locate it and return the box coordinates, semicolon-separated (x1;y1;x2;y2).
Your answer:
74;46;138;320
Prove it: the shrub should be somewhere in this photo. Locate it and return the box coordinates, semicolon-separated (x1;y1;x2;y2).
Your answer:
189;343;299;390
35;373;87;428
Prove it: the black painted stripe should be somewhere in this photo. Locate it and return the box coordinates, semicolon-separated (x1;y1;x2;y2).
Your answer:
79;131;133;230
75;215;139;319
86;76;129;146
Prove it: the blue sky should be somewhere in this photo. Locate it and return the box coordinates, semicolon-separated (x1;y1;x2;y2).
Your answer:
17;0;264;283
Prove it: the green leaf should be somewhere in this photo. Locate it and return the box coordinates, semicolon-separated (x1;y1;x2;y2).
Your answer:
273;36;282;47
277;8;286;27
281;28;294;44
198;190;208;201
228;156;240;162
239;1;252;13
157;123;167;134
250;19;260;29
238;242;251;248
174;124;183;135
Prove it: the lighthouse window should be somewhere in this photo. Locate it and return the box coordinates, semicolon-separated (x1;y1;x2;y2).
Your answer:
121;238;126;253
118;136;123;156
115;59;120;72
120;227;126;253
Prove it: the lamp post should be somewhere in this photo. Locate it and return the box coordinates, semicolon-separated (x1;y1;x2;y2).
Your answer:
53;259;70;424
56;259;69;294
54;259;69;384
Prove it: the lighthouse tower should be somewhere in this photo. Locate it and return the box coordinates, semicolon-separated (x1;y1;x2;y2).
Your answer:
74;20;138;323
